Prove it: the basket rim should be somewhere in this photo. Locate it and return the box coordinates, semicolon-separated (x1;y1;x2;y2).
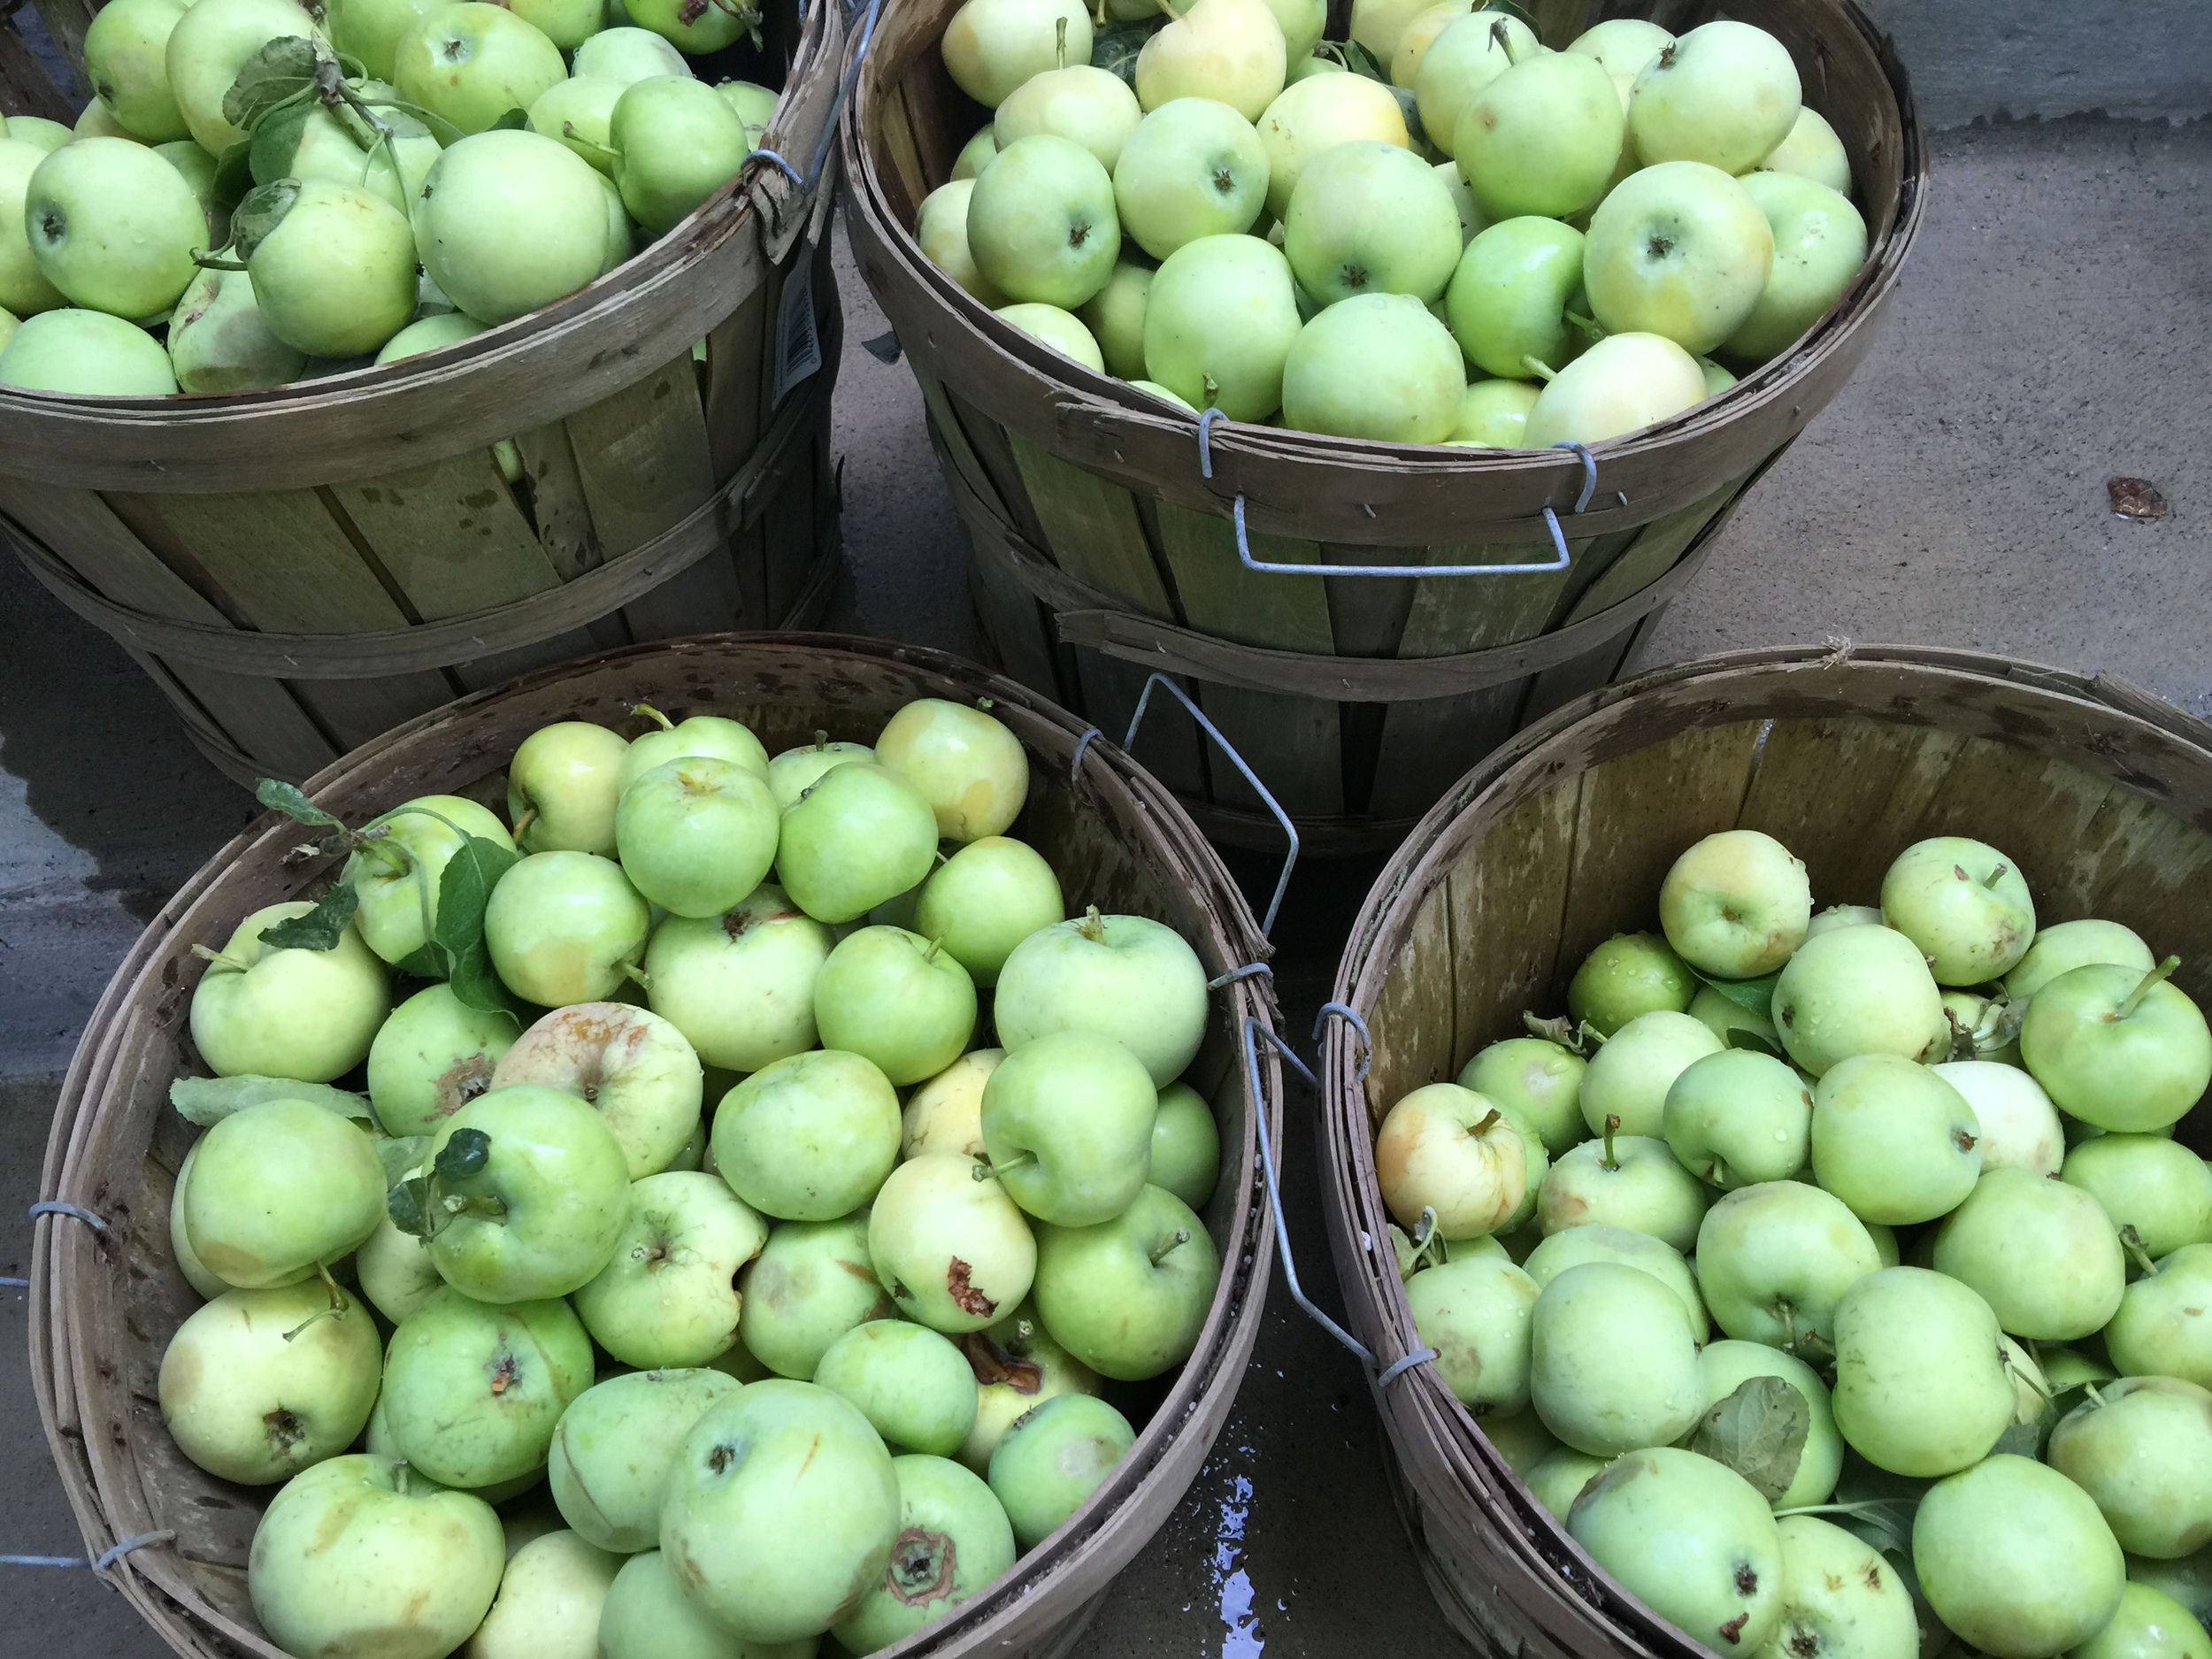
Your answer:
29;630;1287;1659
1314;642;2212;1659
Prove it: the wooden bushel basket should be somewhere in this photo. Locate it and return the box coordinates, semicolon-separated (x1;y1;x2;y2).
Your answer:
0;0;850;789
841;0;1927;853
1315;644;2212;1656
28;632;1287;1659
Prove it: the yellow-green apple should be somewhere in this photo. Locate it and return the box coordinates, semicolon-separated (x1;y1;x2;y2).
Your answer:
395;3;566;134
1931;1059;2062;1174
599;1549;803;1659
1281;290;1463;441
0;140;65;316
1437;157;1486;242
368;982;520;1137
1811;1053;1981;1225
952;124;1000;179
712;1048;902;1219
508;720;627;854
415;130;610;324
573;1171;768;1365
777;762;940;924
1569;931;1695;1033
1568;16;1671;76
1772;920;1945;1075
1443;216;1586;380
1284;138;1461;303
1405;1251;1540;1414
356;1187;445;1323
913;836;1064;987
1569;1448;1785;1649
167;263;305;390
2047;1376;2212;1559
466;1530;621;1659
1537;1126;1707;1250
231;177;417;357
1455;50;1623;221
998;299;1104;368
344;794;515;966
168;1142;230;1299
981;1030;1157;1225
1760;104;1851;195
610;75;749;233
642;882;833;1072
1529;1261;1705;1454
904;1050;1002;1161
815;1321;980;1456
1579;1010;1724;1138
1375;1081;1529;1238
1135;0;1286;122
941;0;1093;108
874;696;1031;841
871;1154;1038;1332
1079;257;1153;370
739;1213;900;1378
1932;1165;2124;1340
1033;1183;1217;1378
4;117;71;152
815;926;979;1086
2024;960;2212;1133
1721;170;1867;363
165;0;325;152
2062;1133;2212;1257
995;907;1210;1086
483;849;650;1005
181;1098;388;1287
1524;1222;1706;1339
1660;828;1812;976
1347;0;1429;64
1448;377;1539;444
1256;70;1408;219
159;1279;381;1483
1663;1048;1812;1189
274;96;442;213
380;1288;595;1486
489;1001;703;1178
24;137;204;319
248;1455;504;1659
1878;837;2035;986
1458;1036;1586;1155
1257;0;1324;59
1410;12;1532;179
835;1453;1016;1653
716;78;777;148
373;311;486;365
1628;19;1801;174
84;0;192;142
956;1299;1100;1471
1388;0;1471;88
1582;160;1772;354
1523;328;1705;445
614;755;779;919
1694;1179;1880;1354
188;899;390;1083
1141;230;1299;416
1916;1454;2128;1655
918;178;1006;304
572;23;690;82
327;0;445;80
987;1394;1134;1547
996;64;1142;169
966;133;1121;309
618;707;767;787
548;1368;741;1552
623;0;749;52
2006;918;2154;1001
530;75;625;174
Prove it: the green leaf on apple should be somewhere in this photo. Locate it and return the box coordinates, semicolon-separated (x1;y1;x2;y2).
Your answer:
1724;1026;1787;1060
434;1126;492;1181
1690;1374;1809;1502
229;178;301;262
1333;37;1388;81
393;941;448;979
1688;965;1783;1019
255;777;344;829
248;99;317;189
257;881;361;952
386;1175;434;1239
170;1074;374;1127
211;140;257;213
374;1134;429;1187
421;833;525;1015
1090;19;1158;85
220;35;322;131
488;106;530;131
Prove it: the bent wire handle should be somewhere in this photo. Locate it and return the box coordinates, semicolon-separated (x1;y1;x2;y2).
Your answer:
1124;674;1298;938
749;0;884;195
1196;408;1594;579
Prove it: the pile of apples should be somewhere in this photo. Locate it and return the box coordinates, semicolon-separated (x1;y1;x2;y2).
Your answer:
1375;827;2212;1659
914;0;1868;448
0;0;783;397
156;695;1226;1659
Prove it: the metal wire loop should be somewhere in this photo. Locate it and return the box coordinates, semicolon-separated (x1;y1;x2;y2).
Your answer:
1067;726;1102;782
746;148;805;188
1197;406;1228;479
1227;494;1573;579
1375;1348;1440;1386
1124;675;1297;938
0;1278;26;1289
1208;962;1274;990
1313;1002;1372;1085
1555;440;1598;513
27;1201;107;1235
1;1530;173;1576
1242;1018;1370;1366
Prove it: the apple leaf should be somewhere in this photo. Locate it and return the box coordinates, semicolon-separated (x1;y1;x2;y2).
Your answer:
488;106;529;131
220;35;322;131
249;99;316;188
434;1126;492;1182
1725;1026;1787;1060
386;1176;434;1239
1691;1375;1809;1502
375;1134;428;1187
256;777;344;829
1336;37;1387;81
229;178;301;262
171;1074;373;1127
1090;19;1156;85
1688;965;1783;1020
1522;0;1580;49
211;140;258;213
423;835;524;1017
255;880;359;952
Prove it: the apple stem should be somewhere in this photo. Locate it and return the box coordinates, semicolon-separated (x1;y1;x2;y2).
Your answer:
562;123;621;163
1521;357;1558;382
811;730;830;750
1201;373;1220;409
620;957;653;992
2118;1223;2160;1278
633;701;675;733
1055;13;1067;67
973;1152;1033;1182
1149;0;1184;19
1983;863;2008;888
1078;904;1106;943
189;944;253;972
922;936;944;964
1150;1227;1192;1265
2116;956;2181;1020
1600;1113;1619;1171
1489;16;1520;63
191;250;250;273
1471;1109;1502;1137
510;805;537;842
1562;311;1605;344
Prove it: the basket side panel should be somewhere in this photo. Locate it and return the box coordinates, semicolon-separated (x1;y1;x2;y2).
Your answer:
1363;879;1460;1127
1441;781;1584;1076
323;449;561;620
1007;439;1176;622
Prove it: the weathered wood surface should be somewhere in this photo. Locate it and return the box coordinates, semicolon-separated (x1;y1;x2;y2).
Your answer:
1319;647;2212;1658
34;635;1286;1659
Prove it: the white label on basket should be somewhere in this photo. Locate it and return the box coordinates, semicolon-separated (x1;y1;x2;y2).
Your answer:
773;257;821;404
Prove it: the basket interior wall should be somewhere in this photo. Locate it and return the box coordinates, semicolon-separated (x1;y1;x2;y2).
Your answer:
44;644;1274;1659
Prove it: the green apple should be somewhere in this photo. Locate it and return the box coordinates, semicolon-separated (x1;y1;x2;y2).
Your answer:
618;709;769;789
1570;1447;1784;1651
273;96;442;215
1932;1164;2124;1339
530;74;625;174
2062;1134;2212;1258
573;23;690;82
1664;1048;1813;1189
342;793;514;966
2007;918;2154;1002
1699;1340;1841;1509
249;1455;503;1659
1580;1008;1724;1138
1772;920;1946;1076
996;300;1105;368
1529;1260;1703;1455
380;1288;594;1486
1524;1222;1706;1339
1568;16;1671;77
814;1321;980;1455
1832;1267;2013;1476
954;1299;1100;1471
1128;375;1199;410
467;1530;621;1659
1112;97;1267;258
1527;1447;1609;1521
1444;214;1586;380
1694;1179;1881;1356
1878;835;2036;985
1537;1128;1707;1252
367;982;519;1138
1388;0;1470;88
508;720;628;854
1079;257;1150;378
167;1142;230;1300
739;1213;900;1379
165;0;326;152
987;1393;1135;1549
415;128;610;324
0;140;65;317
813;927;977;1085
573;1171;768;1366
918;178;1007;304
230;176;416;357
166;263;306;390
1256;70;1409;220
1810;1052;1981;1225
600;1548;818;1659
642;883;833;1072
904;1049;1002;1161
1456;50;1623;222
327;0;445;81
980;1029;1157;1225
547;1367;741;1551
716;78;778;148
613;756;780;919
1410;12;1532;180
835;1454;1017;1654
2106;1243;2212;1386
1661;829;1811;977
2047;1377;2212;1560
1581;159;1773;355
622;0;749;52
871;1154;1039;1333
1723;170;1866;363
395;2;566;135
952;124;1001;179
1148;1080;1220;1210
1374;1081;1530;1239
1134;0;1286;123
1405;1252;1540;1415
1913;1453;2125;1656
1688;981;1781;1052
1479;1409;1560;1479
911;837;1064;988
661;1380;902;1643
994;908;1210;1086
1628;19;1801;175
1032;1183;1217;1379
24;136;204;319
1346;0;1428;62
873;697;1030;842
966;133;1121;310
1760;1516;1919;1659
1932;1059;2062;1176
158;1279;380;1485
182;1097;387;1288
941;0;1094;108
356;1194;445;1324
1141;230;1301;416
1458;1037;1585;1156
1569;931;1694;1033
483;849;650;1005
488;1001;702;1178
609;74;749;233
2076;1583;2212;1659
4;118;71;153
776;762;939;925
2023;959;2212;1133
996;64;1142;170
1759;104;1852;196
1282;138;1460;304
712;1049;902;1221
188;900;389;1082
1523;327;1707;445
1279;289;1463;441
85;0;192;142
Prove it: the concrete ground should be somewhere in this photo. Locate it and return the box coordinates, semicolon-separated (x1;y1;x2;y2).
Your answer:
2;107;2208;1659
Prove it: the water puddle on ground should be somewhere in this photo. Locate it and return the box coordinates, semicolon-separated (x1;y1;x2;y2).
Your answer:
1211;1459;1265;1659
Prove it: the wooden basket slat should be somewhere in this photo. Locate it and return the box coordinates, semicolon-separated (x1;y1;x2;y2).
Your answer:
513;422;604;579
324;450;563;621
1197;682;1346;818
701;272;776;483
917;368;1014;527
1008;438;1178;622
943;384;1050;550
1154;503;1334;654
1365;686;1532;824
564;357;719;552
